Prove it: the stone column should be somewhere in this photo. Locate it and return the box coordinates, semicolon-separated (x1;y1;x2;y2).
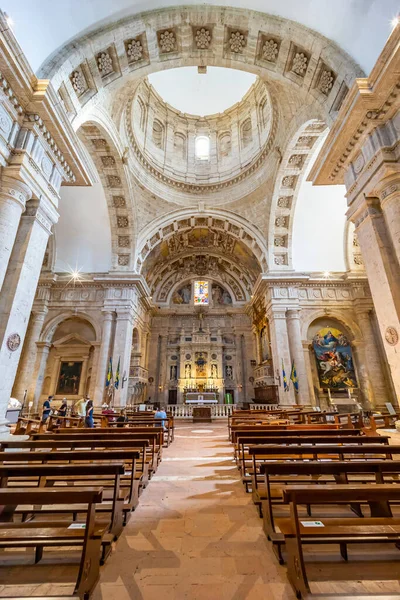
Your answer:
267;305;295;404
351;197;400;400
93;311;114;406
12;308;48;402
379;179;400;267
112;309;134;406
154;335;162;404
30;342;51;408
354;307;388;407
286;309;309;404
302;341;316;406
0;177;31;292
0;198;58;431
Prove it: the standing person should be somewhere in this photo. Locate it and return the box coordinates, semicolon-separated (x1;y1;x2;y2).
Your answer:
85;399;94;428
74;397;87;418
155;405;167;430
42;396;53;423
58;399;68;417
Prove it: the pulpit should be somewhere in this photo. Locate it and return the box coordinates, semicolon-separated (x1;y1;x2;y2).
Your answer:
193;406;212;423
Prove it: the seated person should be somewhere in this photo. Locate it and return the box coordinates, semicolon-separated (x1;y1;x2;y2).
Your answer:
155;406;167;430
116;409;127;428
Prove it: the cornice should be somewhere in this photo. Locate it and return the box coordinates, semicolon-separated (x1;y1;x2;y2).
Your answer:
309;24;400;186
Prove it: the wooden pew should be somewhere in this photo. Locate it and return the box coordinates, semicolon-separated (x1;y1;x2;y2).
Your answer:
277;485;400;598
28;431;162;476
0;487;106;599
236;434;389;488
245;443;400;494
0;449;142;516
14;416;44;435
230;423;350;443
259;460;400;562
0;463;125;541
46;414;84;431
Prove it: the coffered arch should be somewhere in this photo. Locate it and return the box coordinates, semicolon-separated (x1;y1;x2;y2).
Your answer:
268;119;329;269
77;116;137;270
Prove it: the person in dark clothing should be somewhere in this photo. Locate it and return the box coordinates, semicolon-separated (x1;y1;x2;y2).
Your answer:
85;400;94;428
42;396;53;423
58;399;68;417
116;409;127;428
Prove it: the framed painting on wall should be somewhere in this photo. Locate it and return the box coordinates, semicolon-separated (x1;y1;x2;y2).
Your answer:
312;327;357;389
56;361;83;395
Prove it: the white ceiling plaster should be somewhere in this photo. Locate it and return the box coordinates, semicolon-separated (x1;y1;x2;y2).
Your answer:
3;0;398;73
148;68;257;116
55;182;112;274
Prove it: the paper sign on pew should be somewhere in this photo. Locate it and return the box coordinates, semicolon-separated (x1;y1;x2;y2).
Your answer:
68;523;86;529
300;521;325;527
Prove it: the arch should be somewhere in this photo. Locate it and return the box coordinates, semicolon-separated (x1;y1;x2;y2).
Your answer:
218;132;231;158
40;311;102;344
268;118;328;269
300;308;362;342
174;131;187;160
132;327;140;352
241;118;252;148
39;6;362;135
152;119;164;149
135;207;269;274
77;114;137;270
137;95;147;131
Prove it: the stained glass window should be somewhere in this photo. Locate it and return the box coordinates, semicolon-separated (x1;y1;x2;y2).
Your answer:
194;280;209;305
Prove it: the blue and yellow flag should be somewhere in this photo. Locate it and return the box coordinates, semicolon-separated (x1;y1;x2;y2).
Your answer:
290;360;299;394
105;357;113;387
114;357;120;390
282;359;289;392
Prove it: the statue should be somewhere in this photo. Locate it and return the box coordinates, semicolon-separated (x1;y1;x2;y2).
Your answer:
185;364;191;379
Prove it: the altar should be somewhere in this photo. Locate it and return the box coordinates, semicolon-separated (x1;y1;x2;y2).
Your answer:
185;392;218;404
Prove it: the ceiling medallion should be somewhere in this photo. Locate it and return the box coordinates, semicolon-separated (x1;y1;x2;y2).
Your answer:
7;332;21;352
385;326;399;346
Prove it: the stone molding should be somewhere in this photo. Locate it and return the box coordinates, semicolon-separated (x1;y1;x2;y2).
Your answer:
0;176;32;209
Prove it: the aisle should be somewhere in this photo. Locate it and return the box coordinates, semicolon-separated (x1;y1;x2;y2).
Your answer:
94;422;293;600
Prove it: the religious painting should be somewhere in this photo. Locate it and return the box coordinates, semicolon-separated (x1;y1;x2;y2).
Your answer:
212;284;232;305
56;361;82;395
194;280;209;305
195;352;207;377
312;327;357;389
172;284;191;304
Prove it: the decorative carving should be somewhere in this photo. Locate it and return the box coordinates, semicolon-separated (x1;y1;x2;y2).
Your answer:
158;30;176;53
291;52;308;76
319;69;334;95
275;216;288;228
296;136;315;147
101;156;116;167
262;39;279;62
195;28;211;49
92;138;107;149
274;255;287;266
282;175;295;188
118;236;130;247
70;68;87;95
277;196;292;209
229;31;246;53
126;38;143;62
385;327;399;346
353;153;365;174
274;236;286;247
288;154;304;167
0;73;23;114
41;156;53;178
113;196;126;208
97;51;114;76
118;255;130;266
7;333;21;352
117;216;129;228
353;255;363;265
108;175;121;187
353;234;360;247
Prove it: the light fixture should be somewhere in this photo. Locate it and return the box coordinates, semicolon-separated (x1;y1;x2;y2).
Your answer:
391;14;400;29
323;271;331;279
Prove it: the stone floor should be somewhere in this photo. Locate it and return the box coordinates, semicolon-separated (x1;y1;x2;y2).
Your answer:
2;422;400;599
92;422;294;600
